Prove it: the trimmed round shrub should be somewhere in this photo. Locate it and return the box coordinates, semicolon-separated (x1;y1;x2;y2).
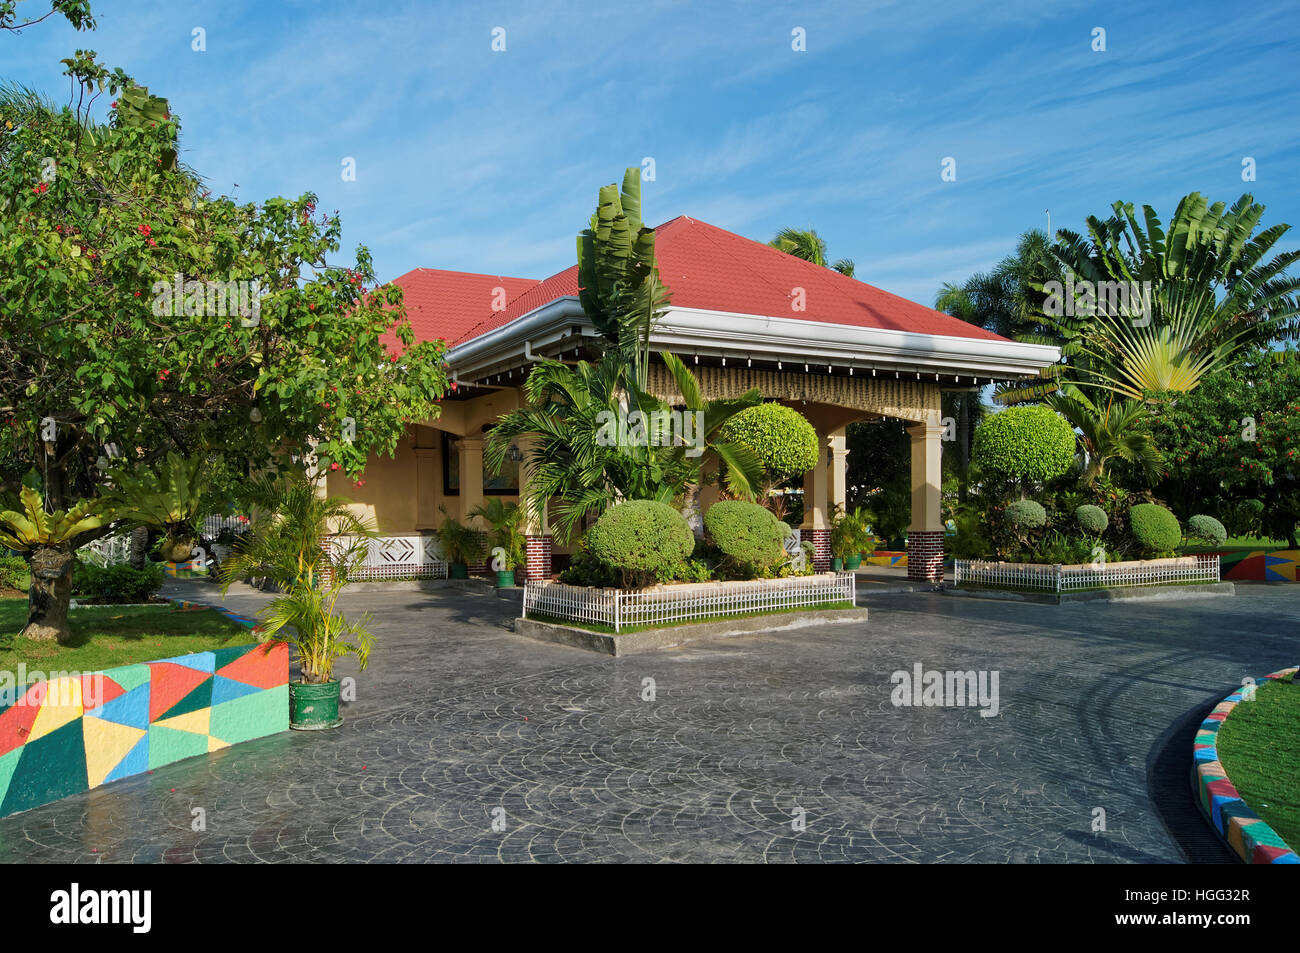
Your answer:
1004;499;1047;531
704;500;790;575
587;501;695;584
1075;504;1108;535
717;403;819;481
971;405;1076;484
1128;503;1181;553
1187;514;1227;547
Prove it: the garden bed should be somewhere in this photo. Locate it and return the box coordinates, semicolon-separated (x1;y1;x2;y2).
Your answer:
522;572;856;632
1194;668;1300;864
953;555;1220;593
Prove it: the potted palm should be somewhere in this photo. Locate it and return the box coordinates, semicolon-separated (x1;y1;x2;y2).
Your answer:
469;498;526;587
220;473;378;730
434;505;484;579
829;506;872;571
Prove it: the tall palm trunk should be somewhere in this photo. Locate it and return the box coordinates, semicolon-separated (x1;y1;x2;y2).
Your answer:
24;545;75;643
129;525;148;570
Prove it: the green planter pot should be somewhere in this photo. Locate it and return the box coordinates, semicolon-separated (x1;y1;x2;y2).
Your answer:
495;569;516;588
289;680;343;731
845;554;863;570
449;562;468;579
831;557;844;571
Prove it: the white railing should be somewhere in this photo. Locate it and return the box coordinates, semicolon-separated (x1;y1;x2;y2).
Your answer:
329;534;448;581
523;572;857;632
78;534;132;566
953;555;1220;592
202;515;249;538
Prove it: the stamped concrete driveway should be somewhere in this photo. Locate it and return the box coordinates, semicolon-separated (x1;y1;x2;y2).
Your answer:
1;579;1295;863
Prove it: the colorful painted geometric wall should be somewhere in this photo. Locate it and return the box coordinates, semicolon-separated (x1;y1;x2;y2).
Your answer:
0;641;288;817
1193;666;1300;864
1214;549;1300;582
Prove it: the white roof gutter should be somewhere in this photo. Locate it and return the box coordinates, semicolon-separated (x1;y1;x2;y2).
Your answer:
446;301;1061;383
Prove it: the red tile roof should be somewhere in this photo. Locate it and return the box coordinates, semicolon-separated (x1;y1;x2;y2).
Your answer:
387;217;1008;351
381;268;538;352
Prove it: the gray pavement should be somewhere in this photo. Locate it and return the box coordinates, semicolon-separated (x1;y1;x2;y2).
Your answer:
1;577;1295;863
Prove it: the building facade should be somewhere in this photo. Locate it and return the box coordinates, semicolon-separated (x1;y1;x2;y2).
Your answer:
326;216;1060;582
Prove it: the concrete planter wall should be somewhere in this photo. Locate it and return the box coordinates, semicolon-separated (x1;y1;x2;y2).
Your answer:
0;641;288;817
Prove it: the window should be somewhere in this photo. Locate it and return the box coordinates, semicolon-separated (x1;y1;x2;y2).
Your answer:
441;428;520;496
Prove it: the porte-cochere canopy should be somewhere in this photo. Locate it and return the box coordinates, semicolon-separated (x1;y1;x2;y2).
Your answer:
330;216;1060;582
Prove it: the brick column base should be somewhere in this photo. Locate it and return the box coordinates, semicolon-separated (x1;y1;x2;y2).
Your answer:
802;528;831;572
525;534;552;581
907;530;944;582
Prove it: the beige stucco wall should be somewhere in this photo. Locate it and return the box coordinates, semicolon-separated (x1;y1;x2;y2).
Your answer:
325;386;524;533
334;369;948;539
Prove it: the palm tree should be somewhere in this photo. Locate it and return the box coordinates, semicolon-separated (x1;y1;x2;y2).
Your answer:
484;352;763;542
769;227;855;276
220;472;376;593
1008;193;1300;403
1045;385;1165;484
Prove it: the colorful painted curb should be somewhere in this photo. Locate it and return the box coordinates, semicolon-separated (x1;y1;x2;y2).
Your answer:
1213;549;1300;582
1193;666;1300;864
0;600;287;818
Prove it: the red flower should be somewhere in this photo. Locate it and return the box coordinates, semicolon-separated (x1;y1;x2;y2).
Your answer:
133;291;141;297
32;183;48;195
137;224;151;236
329;462;340;471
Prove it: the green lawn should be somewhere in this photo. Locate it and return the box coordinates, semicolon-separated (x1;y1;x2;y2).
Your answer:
527;600;857;635
0;596;252;677
1216;675;1300;851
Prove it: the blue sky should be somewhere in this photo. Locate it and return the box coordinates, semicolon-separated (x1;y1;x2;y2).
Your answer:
4;0;1298;305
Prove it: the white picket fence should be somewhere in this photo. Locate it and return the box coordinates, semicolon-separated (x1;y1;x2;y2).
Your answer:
953;555;1220;593
328;534;449;581
523;572;856;632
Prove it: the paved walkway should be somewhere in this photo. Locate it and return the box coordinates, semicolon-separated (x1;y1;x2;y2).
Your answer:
1;579;1295;863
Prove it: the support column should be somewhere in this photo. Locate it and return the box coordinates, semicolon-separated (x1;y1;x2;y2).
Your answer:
457;436;485;524
828;428;849;515
800;437;831;571
907;421;945;583
516;438;552;581
457;436;489;572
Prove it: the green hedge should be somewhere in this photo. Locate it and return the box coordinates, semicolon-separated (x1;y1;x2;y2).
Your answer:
1129;503;1181;553
971;405;1076;484
1075;504;1108;535
587;501;695;586
0;554;29;593
72;561;165;603
704;500;789;575
1005;499;1047;530
717;403;819;481
1186;514;1227;547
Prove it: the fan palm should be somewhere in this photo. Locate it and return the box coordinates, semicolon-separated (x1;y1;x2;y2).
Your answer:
1005;193;1300;403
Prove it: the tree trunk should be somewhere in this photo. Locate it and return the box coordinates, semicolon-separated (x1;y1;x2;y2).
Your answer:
129;526;149;570
24;546;75;644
